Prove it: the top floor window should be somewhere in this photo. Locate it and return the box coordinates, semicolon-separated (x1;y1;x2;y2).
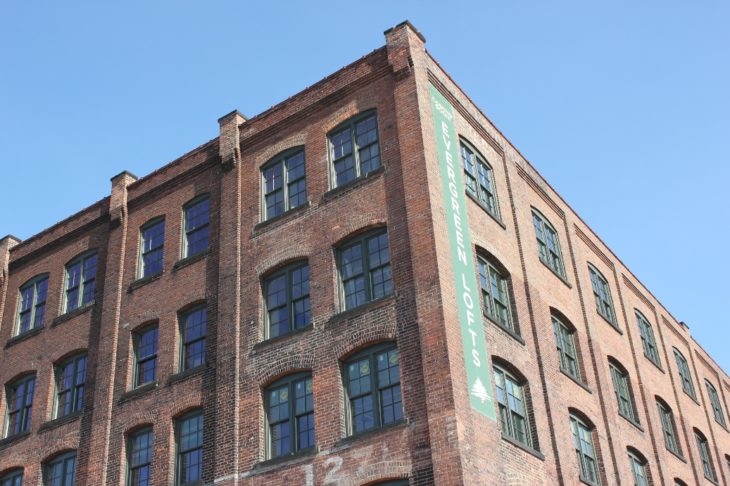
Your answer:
673;348;696;400
460;139;500;218
183;196;210;258
588;265;617;326
329;112;380;188
262;148;307;220
139;218;165;278
338;229;392;311
17;275;49;335
532;210;565;277
705;380;726;427
635;311;661;367
65;253;97;313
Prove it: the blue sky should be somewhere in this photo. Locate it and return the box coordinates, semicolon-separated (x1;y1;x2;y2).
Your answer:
1;2;728;372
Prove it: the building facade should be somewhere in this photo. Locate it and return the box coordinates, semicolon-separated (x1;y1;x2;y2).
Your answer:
1;22;728;486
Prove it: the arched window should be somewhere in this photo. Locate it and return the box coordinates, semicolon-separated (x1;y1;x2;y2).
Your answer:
694;428;717;482
4;373;35;437
133;323;158;387
175;411;204;485
552;311;582;382
182;195;210;258
139;217;165;278
587;264;617;327
262;148;307;220
569;412;602;485
477;253;516;334
0;469;23;486
16;274;49;335
635;310;661;366
460;138;500;218
705;380;726;427
493;362;538;450
608;358;639;424
264;261;311;338
627;448;651;486
64;252;97;312
179;305;207;372
532;209;565;277
328;111;380;188
128;427;153;486
337;229;392;311
672;348;696;399
54;353;87;418
265;373;315;458
43;451;76;486
656;397;682;456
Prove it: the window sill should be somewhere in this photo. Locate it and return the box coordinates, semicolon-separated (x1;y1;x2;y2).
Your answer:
327;294;395;328
560;369;592;394
597;312;622;334
339;418;408;445
253;202;311;236
5;326;43;348
53;303;94;327
579;475;600;486
254;446;318;471
500;433;545;460
173;249;210;271
465;191;506;230
713;418;728;431
666;447;686;463
322;166;385;202
167;364;207;386
128;272;163;293
618;412;644;432
644;355;664;373
252;324;314;355
703;474;720;485
0;431;30;450
39;411;82;433
682;390;700;405
485;313;525;345
538;258;571;288
120;381;159;404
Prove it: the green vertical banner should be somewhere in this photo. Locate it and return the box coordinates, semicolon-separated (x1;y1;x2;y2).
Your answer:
429;84;496;420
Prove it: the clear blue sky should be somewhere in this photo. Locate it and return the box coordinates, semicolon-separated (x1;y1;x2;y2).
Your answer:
1;2;728;372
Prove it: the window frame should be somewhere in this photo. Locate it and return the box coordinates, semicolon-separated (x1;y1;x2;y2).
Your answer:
139;218;165;279
656;398;682;456
570;413;602;486
0;469;23;486
460;138;500;219
16;274;49;335
673;348;696;400
180;306;206;372
175;411;204;486
127;427;153;486
627;449;650;486
532;209;566;278
263;262;311;339
337;229;393;311
54;354;87;419
43;451;76;486
343;343;403;435
609;359;639;424
635;311;661;367
493;364;535;449
261;147;307;221
64;252;98;313
588;265;617;327
477;254;515;332
134;325;158;387
695;429;717;482
4;374;35;438
705;380;726;427
552;314;582;382
328;111;381;189
265;373;315;459
182;195;210;259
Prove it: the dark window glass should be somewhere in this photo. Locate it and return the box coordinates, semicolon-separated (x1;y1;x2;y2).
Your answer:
128;428;153;486
460;140;500;218
628;450;650;486
345;344;402;434
609;361;638;423
262;149;307;220
55;354;86;418
477;256;514;331
673;348;696;399
329;113;380;188
532;210;565;277
706;380;726;427
265;263;311;338
17;276;48;335
184;197;210;258
657;399;682;455
135;326;158;387
570;414;601;485
695;430;717;481
588;265;617;326
177;412;203;485
44;452;76;486
552;315;581;381
635;311;661;366
266;374;315;458
5;375;35;437
65;253;97;312
0;469;23;486
181;307;206;371
140;219;165;278
494;366;534;448
339;230;392;310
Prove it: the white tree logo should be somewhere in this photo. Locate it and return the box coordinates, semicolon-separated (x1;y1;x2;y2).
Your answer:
471;378;491;403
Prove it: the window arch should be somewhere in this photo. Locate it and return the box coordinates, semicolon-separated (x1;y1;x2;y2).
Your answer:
476;251;517;335
587;264;617;327
263;260;311;339
551;309;583;382
63;251;98;313
569;410;602;485
531;208;565;277
342;342;402;434
264;372;315;458
0;468;23;486
328;110;380;188
182;194;210;258
459;138;500;218
492;358;539;450
16;273;49;335
655;396;682;456
627;447;651;486
608;357;639;424
262;147;307;220
634;310;661;366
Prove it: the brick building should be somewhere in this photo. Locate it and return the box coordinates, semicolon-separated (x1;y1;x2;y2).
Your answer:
0;21;728;486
